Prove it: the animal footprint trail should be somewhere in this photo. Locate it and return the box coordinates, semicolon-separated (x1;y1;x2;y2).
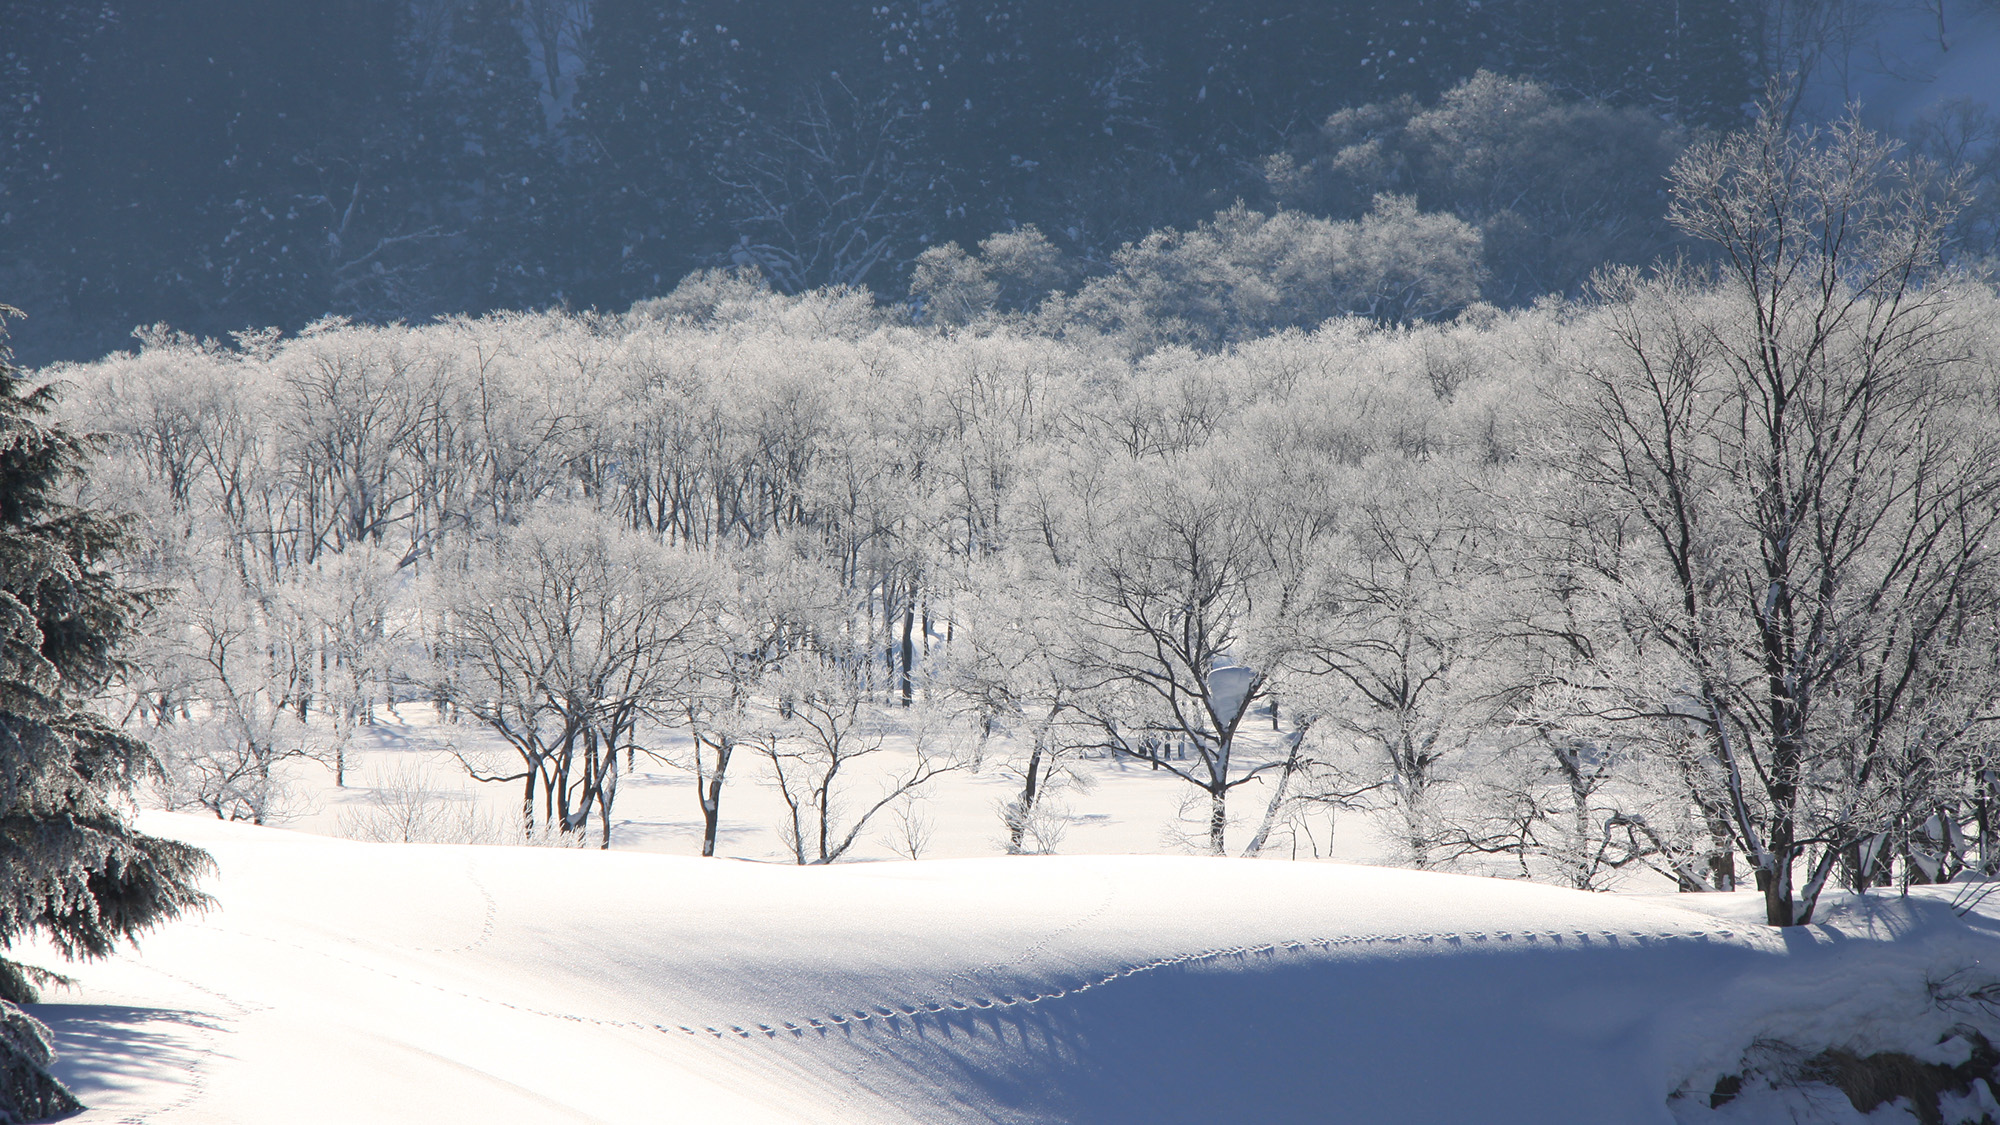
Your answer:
658;922;1756;1050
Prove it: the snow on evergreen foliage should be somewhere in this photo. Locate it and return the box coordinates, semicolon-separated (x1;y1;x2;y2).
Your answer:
0;307;211;1120
0;1002;75;1124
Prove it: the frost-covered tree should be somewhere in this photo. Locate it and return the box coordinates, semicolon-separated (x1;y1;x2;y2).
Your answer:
1266;72;1688;305
1031;447;1319;855
0;307;211;1120
910;226;1076;326
760;651;967;865
1066;199;1484;352
1536;108;2000;926
666;544;845;858
942;561;1099;854
143;561;323;824
1295;460;1518;870
430;509;716;846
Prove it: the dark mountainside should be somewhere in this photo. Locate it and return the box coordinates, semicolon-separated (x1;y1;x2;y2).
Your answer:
0;0;1756;365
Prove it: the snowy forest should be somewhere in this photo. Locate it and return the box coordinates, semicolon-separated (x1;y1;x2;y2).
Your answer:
2;0;1997;933
15;2;2000;1122
7;71;1983;930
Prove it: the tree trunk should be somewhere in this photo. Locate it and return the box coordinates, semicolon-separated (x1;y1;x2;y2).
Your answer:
699;739;731;858
1704;806;1737;892
899;596;916;708
521;763;537;839
597;743;618;851
1982;771;1999;874
1007;739;1045;855
881;570;894;698
816;760;839;864
1241;735;1302;858
1762;726;1802;925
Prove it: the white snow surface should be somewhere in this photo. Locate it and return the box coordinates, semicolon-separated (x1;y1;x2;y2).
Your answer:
22;815;2000;1123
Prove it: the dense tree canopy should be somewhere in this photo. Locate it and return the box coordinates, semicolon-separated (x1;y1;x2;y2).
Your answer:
53;104;2000;923
12;2;1997;954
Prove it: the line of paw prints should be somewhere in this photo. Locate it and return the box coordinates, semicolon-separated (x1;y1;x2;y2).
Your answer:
657;924;1766;1043
183;916;1766;1051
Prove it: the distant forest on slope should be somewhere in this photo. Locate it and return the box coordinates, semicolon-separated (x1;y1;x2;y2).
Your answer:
0;0;1771;363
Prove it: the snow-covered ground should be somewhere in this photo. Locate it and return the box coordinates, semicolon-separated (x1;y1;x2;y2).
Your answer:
21;810;2000;1124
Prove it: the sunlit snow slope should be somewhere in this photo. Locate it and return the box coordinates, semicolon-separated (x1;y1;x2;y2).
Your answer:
23;813;2000;1124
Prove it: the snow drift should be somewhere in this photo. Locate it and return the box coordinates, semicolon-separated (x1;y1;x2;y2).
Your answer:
25;813;2000;1123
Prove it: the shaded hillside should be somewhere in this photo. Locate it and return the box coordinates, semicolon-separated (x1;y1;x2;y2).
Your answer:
0;0;1756;363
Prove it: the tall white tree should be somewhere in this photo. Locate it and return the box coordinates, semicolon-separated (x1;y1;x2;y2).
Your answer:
1538;107;2000;925
1027;446;1327;855
943;560;1101;854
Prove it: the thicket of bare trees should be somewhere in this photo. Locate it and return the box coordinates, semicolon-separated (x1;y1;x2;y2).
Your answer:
430;512;716;847
46;106;2000;919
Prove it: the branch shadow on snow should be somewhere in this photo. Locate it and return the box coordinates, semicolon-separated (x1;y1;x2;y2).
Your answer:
29;1005;222;1110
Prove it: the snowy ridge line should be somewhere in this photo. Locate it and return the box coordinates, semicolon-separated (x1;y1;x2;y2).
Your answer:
178;917;1769;1054
936;870;1119;997
682;922;1776;1044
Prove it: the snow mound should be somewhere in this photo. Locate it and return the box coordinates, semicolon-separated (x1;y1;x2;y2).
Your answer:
23;813;2000;1124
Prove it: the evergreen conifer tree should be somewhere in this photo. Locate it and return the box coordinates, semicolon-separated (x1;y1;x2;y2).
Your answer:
0;305;212;1118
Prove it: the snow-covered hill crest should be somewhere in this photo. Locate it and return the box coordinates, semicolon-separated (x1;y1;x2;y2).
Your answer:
22;814;2000;1123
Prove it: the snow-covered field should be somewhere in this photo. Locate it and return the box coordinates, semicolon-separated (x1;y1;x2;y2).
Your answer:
21;806;2000;1123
